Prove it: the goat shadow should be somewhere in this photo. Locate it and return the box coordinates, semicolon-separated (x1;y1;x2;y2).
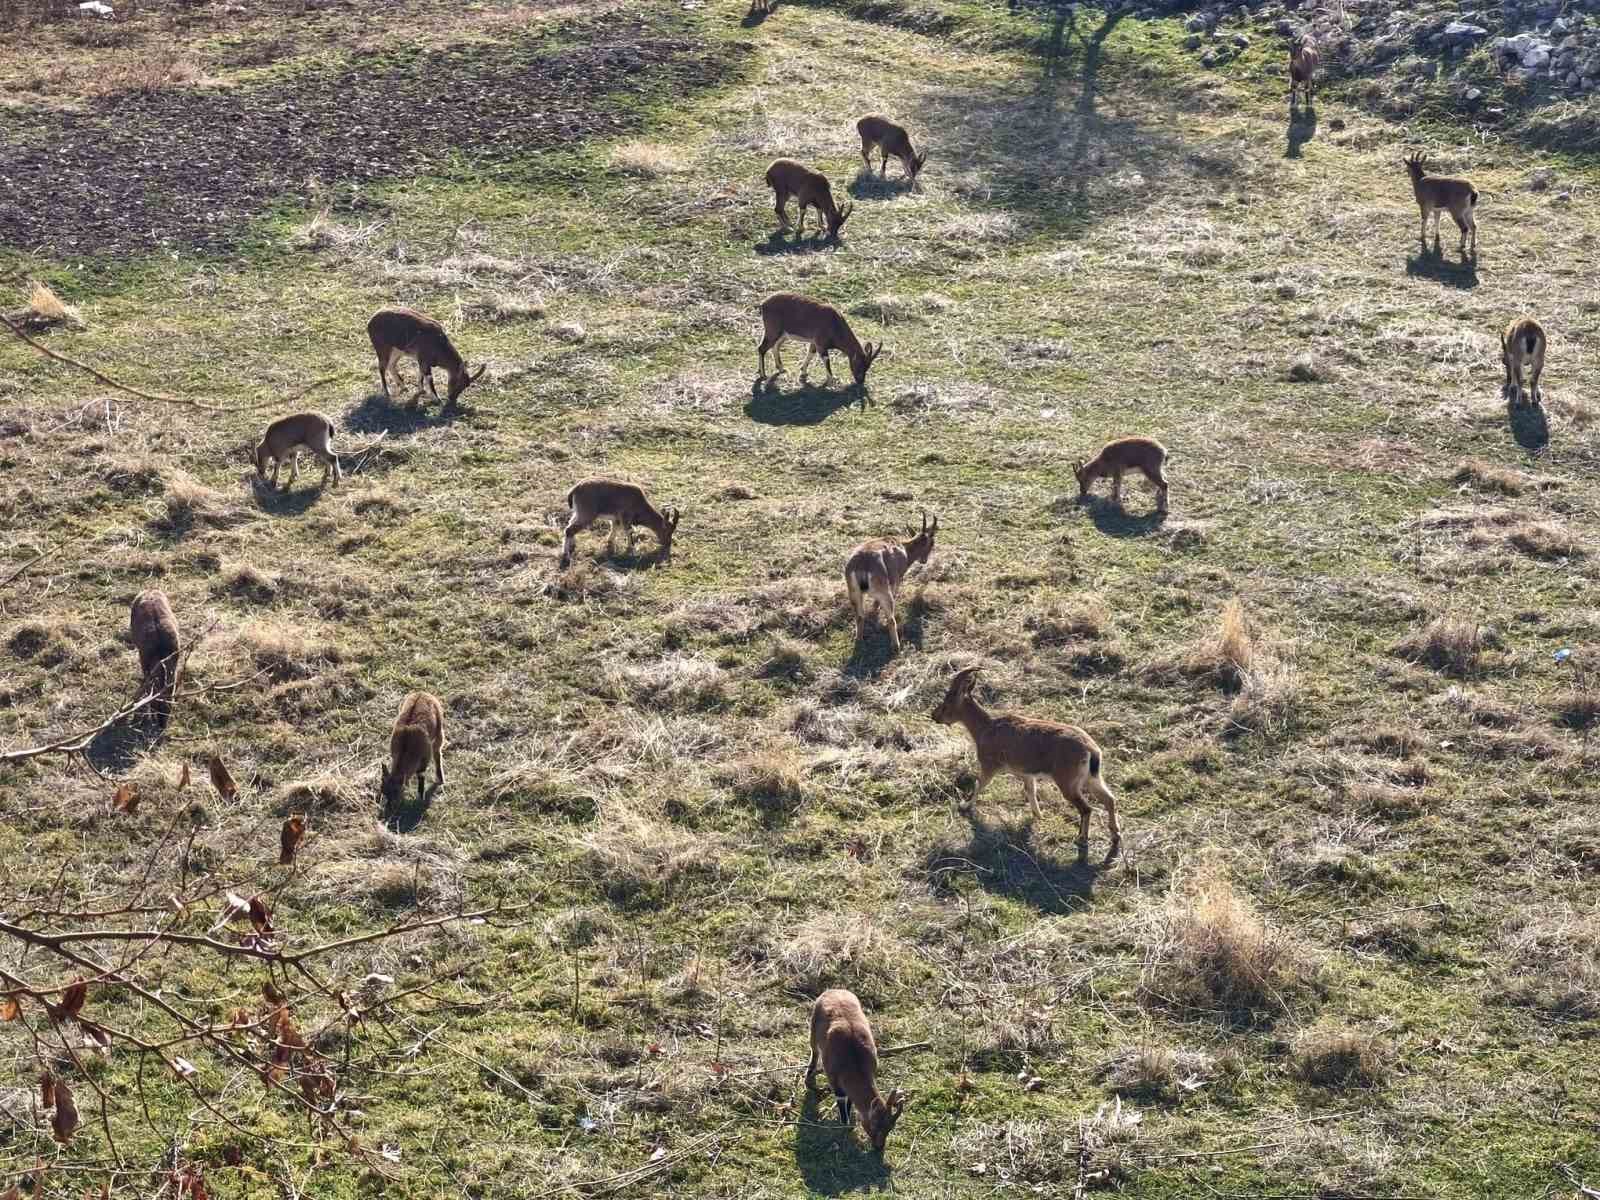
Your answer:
251;474;330;516
342;390;460;437
842;602;929;679
754;229;839;256
794;1081;892;1196
1508;398;1550;452
847;170;915;201
926;804;1107;916
745;378;864;426
1078;495;1167;538
1285;101;1317;159
84;707;162;774
1405;240;1478;288
567;539;671;573
381;779;440;835
739;4;769;26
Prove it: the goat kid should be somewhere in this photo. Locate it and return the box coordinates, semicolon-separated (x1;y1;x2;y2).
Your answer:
367;307;485;408
129;589;180;732
380;691;445;810
560;478;680;569
1501;316;1546;407
856;116;926;182
843;511;937;653
806;989;908;1154
1289;35;1319;104
1074;436;1169;513
765;159;853;240
755;292;882;387
932;667;1122;860
1404;152;1478;256
254;412;340;492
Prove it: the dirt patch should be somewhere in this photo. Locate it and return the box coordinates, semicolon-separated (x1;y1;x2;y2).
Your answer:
0;12;746;256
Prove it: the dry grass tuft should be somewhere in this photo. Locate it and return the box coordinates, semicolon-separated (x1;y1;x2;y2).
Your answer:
1286;354;1325;383
160;469;247;531
1453;458;1526;496
1141;854;1321;1025
472;292;547;323
550;320;587;344
607;654;728;712
779;912;910;998
1392;615;1493;676
11;282;84;331
1494;906;1600;1018
1228;660;1302;735
1504;520;1585;560
1161;598;1256;690
719;746;807;822
97;48;203;95
574;807;723;907
1292;1027;1389;1089
1101;1043;1216;1102
607;140;686;177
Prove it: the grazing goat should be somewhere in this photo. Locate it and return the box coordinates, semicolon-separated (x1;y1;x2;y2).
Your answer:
1074;437;1169;513
755;293;882;387
560;478;680;569
932;667;1122;860
129;589;180;732
1289;35;1319;104
806;989;907;1154
254;412;340;492
765;159;853;240
856;116;926;182
367;307;485;407
1404;153;1478;255
1501;316;1546;408
380;691;445;810
844;511;937;653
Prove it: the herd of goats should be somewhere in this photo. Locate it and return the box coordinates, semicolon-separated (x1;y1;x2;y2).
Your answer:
103;35;1552;1155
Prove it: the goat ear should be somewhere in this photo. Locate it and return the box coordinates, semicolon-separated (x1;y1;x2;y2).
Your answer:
470;364;487;383
929;513;938;535
889;1088;909;1115
840;201;853;224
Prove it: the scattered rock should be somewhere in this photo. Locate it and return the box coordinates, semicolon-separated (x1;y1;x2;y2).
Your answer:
1184;33;1202;49
1530;166;1556;190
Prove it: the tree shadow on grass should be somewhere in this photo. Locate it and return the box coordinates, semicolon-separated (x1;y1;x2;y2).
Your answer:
745;378;864;426
795;1084;891;1197
926;806;1105;915
1508;400;1550;453
1405;241;1479;288
1286;100;1317;159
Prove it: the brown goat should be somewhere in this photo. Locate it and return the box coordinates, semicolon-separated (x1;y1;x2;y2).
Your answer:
1501;316;1546;408
254;412;340;492
856;116;926;182
129;589;180;731
932;667;1121;860
766;159;853;240
1404;153;1478;256
844;511;937;653
367;307;485;408
380;691;445;810
1074;437;1169;513
756;293;882;387
1289;35;1319;104
560;478;680;569
806;989;907;1154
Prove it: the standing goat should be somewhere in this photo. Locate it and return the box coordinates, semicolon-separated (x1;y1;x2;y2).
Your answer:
129;589;180;732
806;989;908;1155
254;412;340;492
1288;35;1319;104
844;511;937;653
367;307;485;408
755;293;882;388
1074;437;1169;513
560;478;680;569
856;116;926;182
1501;316;1546;407
380;691;445;810
932;667;1122;860
765;159;853;240
1404;153;1478;256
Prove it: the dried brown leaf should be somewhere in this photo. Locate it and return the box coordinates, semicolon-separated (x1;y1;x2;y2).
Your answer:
279;815;305;865
0;996;19;1022
207;754;237;801
51;1079;77;1143
111;783;139;814
178;761;191;790
47;978;87;1022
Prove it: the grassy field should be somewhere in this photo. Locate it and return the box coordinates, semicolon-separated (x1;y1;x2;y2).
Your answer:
3;0;1599;1195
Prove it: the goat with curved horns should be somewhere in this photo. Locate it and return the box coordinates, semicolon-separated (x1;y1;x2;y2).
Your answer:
765;159;853;240
932;667;1122;861
367;307;486;408
843;511;937;653
755;293;882;388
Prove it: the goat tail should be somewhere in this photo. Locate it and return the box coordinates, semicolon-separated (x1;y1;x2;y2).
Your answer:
1469;188;1479;207
565;482;578;507
1089;748;1102;777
